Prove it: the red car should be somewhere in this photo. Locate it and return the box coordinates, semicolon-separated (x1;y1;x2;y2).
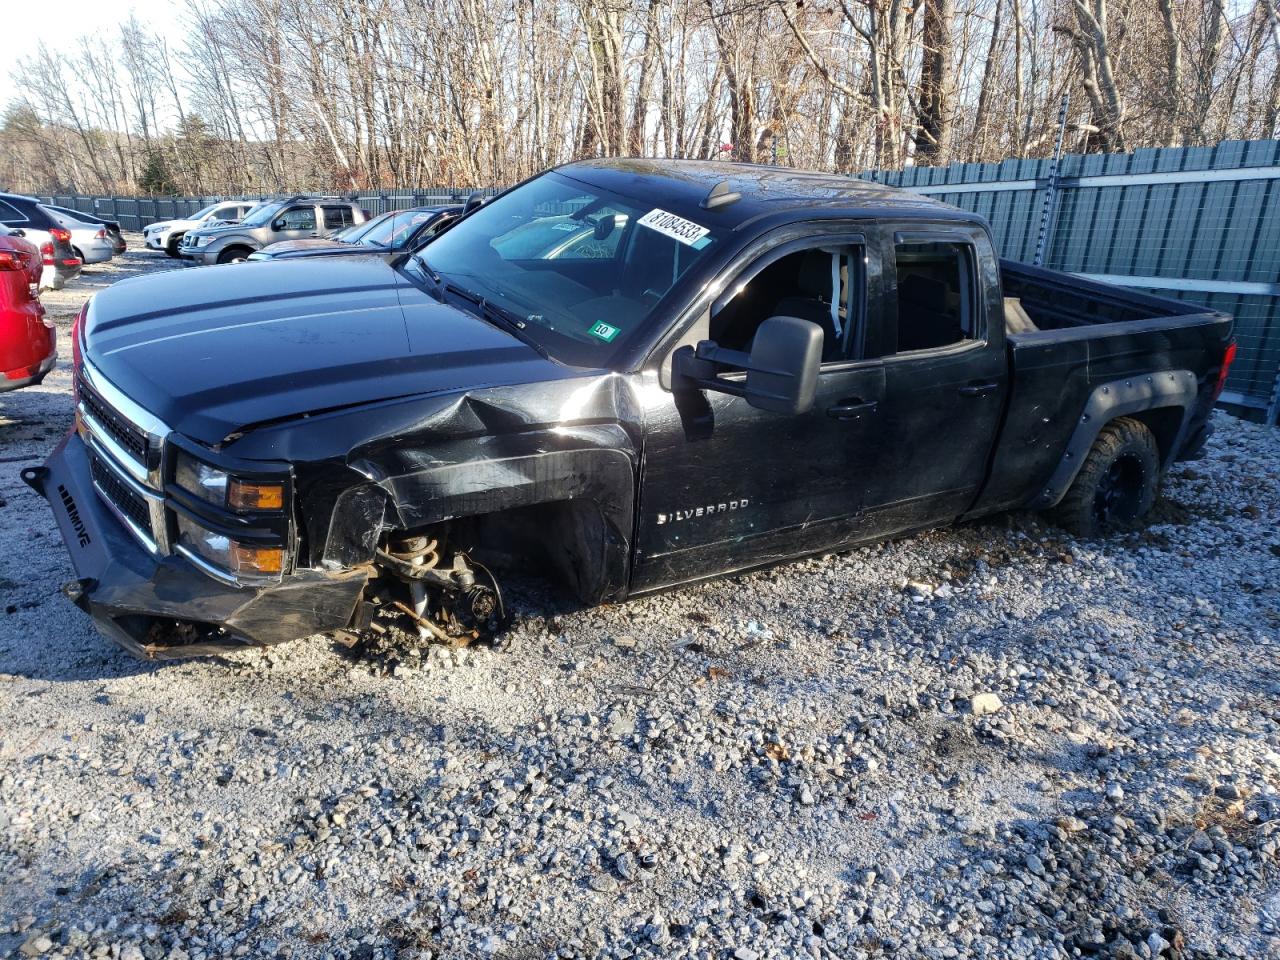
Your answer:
0;226;56;391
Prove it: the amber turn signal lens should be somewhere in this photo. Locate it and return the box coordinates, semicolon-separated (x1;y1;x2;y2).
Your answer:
231;543;284;576
228;479;285;511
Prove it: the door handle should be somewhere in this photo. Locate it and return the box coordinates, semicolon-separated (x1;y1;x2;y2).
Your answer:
827;398;878;420
958;381;999;397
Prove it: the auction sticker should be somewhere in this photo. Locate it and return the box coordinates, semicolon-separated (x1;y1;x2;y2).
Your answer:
589;321;621;342
638;208;711;248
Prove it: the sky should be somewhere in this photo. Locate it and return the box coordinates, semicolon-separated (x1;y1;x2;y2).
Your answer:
9;0;186;58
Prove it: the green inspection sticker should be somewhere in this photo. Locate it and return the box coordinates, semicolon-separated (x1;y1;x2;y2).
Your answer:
589;321;620;342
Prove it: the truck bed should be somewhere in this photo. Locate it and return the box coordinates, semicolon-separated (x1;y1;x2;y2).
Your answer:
971;261;1234;516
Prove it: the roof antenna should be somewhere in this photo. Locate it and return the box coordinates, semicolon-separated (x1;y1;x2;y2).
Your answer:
700;180;742;210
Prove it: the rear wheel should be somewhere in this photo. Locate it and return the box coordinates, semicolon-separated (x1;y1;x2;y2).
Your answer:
216;247;252;264
1052;417;1160;538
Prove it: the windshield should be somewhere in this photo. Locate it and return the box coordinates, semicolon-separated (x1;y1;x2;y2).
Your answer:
239;201;285;228
359;209;440;248
407;173;722;366
193;203;224;220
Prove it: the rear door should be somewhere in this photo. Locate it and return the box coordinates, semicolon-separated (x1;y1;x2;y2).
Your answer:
858;223;1009;532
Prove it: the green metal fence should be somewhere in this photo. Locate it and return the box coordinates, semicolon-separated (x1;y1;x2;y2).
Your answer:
41;138;1280;422
861;139;1280;423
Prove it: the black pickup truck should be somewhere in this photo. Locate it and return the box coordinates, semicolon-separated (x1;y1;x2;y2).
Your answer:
26;159;1235;658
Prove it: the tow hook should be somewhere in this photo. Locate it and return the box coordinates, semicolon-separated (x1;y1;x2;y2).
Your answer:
61;577;97;610
20;465;48;493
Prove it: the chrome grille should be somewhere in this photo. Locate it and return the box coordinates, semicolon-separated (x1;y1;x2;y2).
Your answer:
79;376;149;464
89;449;154;542
77;361;172;555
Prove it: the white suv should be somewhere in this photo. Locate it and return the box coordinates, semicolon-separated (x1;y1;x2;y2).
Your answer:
143;201;256;257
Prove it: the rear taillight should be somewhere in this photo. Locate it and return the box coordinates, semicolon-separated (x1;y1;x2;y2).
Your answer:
50;226;71;244
95;227;107;240
40;241;54;265
1212;341;1237;401
0;250;23;271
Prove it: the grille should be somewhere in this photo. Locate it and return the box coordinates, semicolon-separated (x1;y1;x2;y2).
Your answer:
80;378;149;465
90;451;153;539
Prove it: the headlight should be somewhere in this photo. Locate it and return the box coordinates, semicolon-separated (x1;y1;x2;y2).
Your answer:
195;235;213;247
176;514;284;579
175;450;286;511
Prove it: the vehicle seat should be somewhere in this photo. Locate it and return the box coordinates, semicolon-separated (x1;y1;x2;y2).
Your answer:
772;250;839;359
897;272;962;351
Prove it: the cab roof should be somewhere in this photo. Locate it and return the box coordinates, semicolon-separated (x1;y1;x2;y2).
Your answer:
557;158;975;230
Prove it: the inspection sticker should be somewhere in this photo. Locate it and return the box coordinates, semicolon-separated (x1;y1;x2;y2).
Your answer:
589;321;621;342
638;208;711;247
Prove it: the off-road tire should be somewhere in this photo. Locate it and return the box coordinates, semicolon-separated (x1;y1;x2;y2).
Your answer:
165;235;183;258
1052;416;1160;538
216;247;252;265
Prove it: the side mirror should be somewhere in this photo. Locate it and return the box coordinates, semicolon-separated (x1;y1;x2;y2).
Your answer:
272;218;287;230
462;193;486;216
672;315;822;415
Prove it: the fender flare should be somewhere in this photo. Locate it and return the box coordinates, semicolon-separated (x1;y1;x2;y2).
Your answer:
1031;369;1198;510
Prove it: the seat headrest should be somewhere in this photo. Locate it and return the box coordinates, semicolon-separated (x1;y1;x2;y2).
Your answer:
796;250;832;299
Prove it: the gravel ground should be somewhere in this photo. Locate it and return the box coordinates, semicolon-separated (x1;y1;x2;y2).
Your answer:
2;238;1279;960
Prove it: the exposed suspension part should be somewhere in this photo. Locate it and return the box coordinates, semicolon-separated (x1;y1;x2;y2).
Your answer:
373;532;506;646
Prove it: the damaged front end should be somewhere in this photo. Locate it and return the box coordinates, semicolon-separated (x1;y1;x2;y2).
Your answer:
24;430;369;659
24;359;371;659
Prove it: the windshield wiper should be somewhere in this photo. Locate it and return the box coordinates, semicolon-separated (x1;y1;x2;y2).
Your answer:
441;281;550;360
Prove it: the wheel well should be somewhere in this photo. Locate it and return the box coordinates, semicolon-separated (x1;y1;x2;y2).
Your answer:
219;245;254;260
390;499;625;606
1121;407;1185;467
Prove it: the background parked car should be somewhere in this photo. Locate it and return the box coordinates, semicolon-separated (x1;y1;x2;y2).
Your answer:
44;204;127;254
48;209;114;265
0;226;55;392
248;204;460;262
0;194;83;290
143;200;256;257
179;197;369;265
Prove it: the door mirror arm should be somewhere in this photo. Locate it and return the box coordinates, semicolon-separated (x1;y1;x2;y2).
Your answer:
672;315;822;415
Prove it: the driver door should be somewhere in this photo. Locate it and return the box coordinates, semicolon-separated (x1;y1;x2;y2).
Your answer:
273;204;319;241
631;232;888;593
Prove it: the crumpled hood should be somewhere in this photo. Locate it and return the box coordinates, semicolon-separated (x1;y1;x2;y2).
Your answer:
84;257;569;445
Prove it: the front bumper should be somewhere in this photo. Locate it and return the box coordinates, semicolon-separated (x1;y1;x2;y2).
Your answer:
176;244;213;266
24;432;369;659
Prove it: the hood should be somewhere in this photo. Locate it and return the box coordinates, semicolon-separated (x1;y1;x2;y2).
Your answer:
186;222;243;240
84;257;569;445
259;238;356;255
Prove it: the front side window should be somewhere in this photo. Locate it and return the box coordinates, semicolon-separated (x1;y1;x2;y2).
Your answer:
278;206;317;231
887;240;976;355
711;245;865;362
408;172;724;367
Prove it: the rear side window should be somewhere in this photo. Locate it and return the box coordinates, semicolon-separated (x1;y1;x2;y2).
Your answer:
883;240;976;356
323;206;354;230
0;199;29;224
279;206;317;231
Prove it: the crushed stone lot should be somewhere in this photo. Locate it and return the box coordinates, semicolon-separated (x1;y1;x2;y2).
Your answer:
2;238;1280;960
